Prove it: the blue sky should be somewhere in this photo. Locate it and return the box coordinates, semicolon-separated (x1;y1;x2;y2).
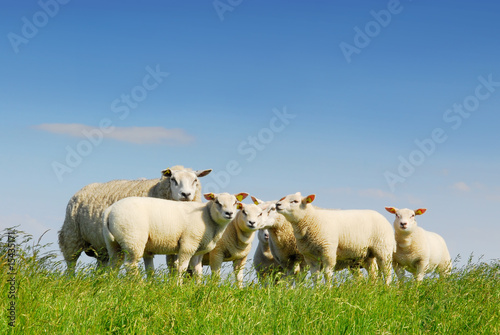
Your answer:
1;0;499;270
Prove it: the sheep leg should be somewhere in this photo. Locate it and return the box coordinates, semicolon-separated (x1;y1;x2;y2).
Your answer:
414;260;427;281
176;252;194;285
306;257;322;285
189;255;204;284
348;264;363;280
376;255;392;285
209;252;224;283
104;235;123;272
166;255;177;275
438;260;452;277
393;260;405;282
59;232;84;275
63;256;79;276
143;253;155;277
322;256;335;287
233;257;247;289
123;250;141;276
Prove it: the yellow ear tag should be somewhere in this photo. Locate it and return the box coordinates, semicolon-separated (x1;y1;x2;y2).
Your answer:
204;193;215;201
236;193;248;202
415;209;427;215
306;195;315;203
385;207;397;214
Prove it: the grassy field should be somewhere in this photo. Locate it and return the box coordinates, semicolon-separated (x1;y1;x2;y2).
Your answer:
1;228;498;334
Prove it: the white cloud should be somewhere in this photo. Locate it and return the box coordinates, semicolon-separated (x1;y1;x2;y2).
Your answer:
357;188;396;200
325;187;397;201
452;181;471;192
34;123;195;145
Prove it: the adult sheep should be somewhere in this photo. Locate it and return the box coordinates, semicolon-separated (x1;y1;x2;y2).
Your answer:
385;207;452;281
58;166;212;274
103;192;248;282
276;192;394;285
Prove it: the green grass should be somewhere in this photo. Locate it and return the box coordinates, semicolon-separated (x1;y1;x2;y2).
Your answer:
1;228;499;334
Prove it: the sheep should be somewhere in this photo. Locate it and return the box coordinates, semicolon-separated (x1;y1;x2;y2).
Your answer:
253;229;283;284
103;192;248;281
251;197;307;279
276;192;394;285
58;165;212;274
385;207;452;281
197;202;267;288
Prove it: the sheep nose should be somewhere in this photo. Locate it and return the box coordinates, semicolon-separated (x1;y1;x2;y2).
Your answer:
181;192;191;199
225;211;233;218
400;222;407;228
276;203;282;209
248;221;256;227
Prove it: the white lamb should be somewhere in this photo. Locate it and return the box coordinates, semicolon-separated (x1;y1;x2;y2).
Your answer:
253;229;283;284
58;166;212;274
276;192;394;285
251;197;306;279
102;192;248;281
198;202;267;288
385;207;452;281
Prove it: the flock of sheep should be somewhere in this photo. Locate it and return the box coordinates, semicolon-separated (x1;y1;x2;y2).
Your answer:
58;165;452;286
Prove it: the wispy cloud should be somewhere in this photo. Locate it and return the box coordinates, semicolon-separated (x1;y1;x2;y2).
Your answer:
34;123;195;145
326;187;397;201
452;181;471;192
357;188;396;200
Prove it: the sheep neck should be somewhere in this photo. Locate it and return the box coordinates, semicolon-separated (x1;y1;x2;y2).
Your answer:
395;229;419;250
291;208;318;240
268;216;293;245
207;201;233;226
233;215;256;249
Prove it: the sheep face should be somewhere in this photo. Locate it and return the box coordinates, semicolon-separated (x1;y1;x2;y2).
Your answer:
258;229;270;244
275;192;315;222
262;203;278;228
237;203;265;231
204;192;249;224
385;207;427;233
251;197;279;229
163;168;212;201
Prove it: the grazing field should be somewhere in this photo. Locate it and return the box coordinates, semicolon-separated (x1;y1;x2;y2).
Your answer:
1;228;498;334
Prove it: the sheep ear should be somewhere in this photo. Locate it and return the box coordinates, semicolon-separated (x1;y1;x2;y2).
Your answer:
304;194;315;204
204;193;215;201
162;169;172;177
237;203;243;210
415;208;427;215
235;193;249;201
279;196;286;202
196;169;212;178
251;196;261;205
385;207;397;214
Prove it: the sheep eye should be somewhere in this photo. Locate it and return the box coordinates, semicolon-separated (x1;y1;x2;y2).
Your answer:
242;210;247;215
291;200;299;204
411;214;415;218
215;200;222;207
258;213;262;217
192;179;198;186
171;178;178;186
